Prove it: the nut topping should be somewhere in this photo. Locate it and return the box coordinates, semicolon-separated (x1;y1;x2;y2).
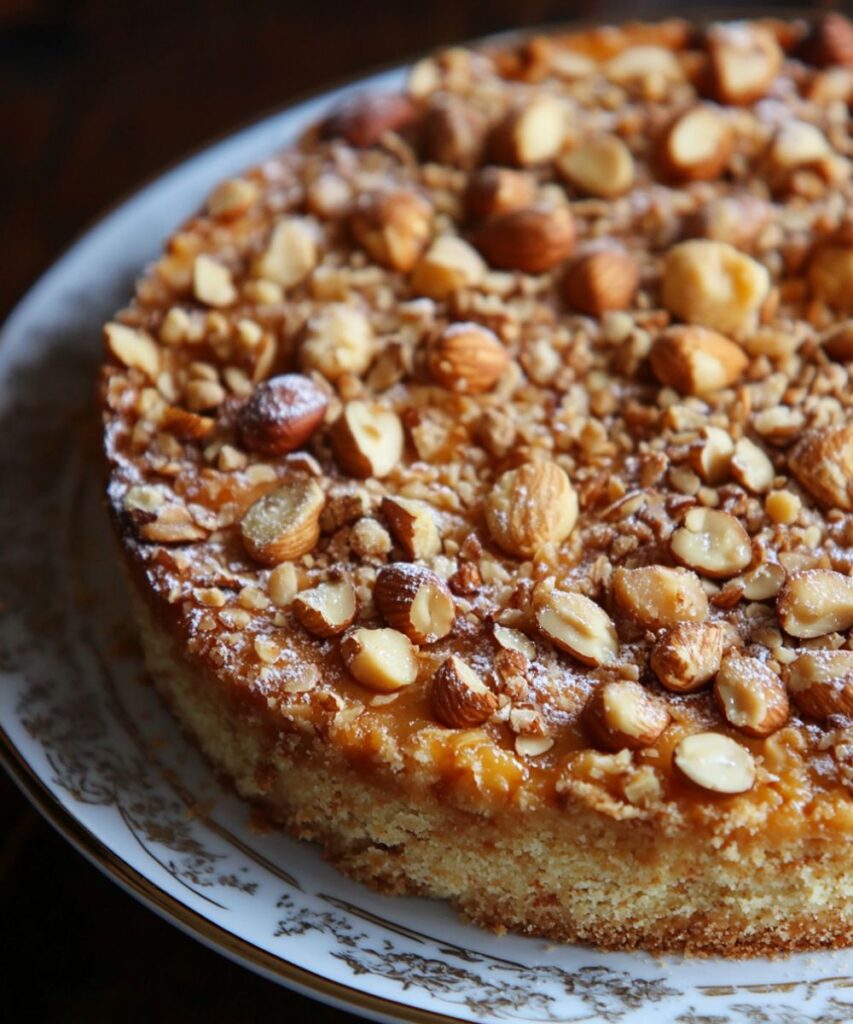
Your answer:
330;400;404;479
373;564;455;644
293;578;357;637
340;627;418;692
430;656;499;728
421;97;485;169
351;190;433;272
410;236;486;299
193;255;237;308
253;217;319;289
808;231;853;311
649;325;748;396
237;374;328;456
689;426;734;484
651;621;730;693
465;167;537;220
323;92;416;147
730;438;774;494
563;247;639;316
713;653;789;738
557;136;635;198
799;13;853;69
491;94;566;166
473;204;576;274
613;565;709;630
707;23;783;105
534;586;618;666
240;477;325;565
583;680;670;752
789;424;853;510
660;105;732;182
673;732;756;795
786;650;853;721
777;569;853;639
427;322;509;394
485;461;578;557
670;507;752;579
381;496;441;560
104;323;160;378
299;304;374;381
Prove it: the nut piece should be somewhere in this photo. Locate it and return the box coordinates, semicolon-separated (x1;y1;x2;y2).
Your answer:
253;217;319;289
330;401;404;479
421;98;485;169
351;190;433;272
557;136;635;198
491;95;566;166
373;563;455;644
381;496;441;560
193;255;237;307
161;406;215;441
430;656;499;728
410;236;486;299
777;569;853;638
237;374;328;456
207;177;259;219
707;23;783;105
340;627;418;692
583;680;670;752
661;240;770;336
465;167;537;220
240;477;325;565
713;653;789;738
427;322;509;394
740;560;786;601
788;424;853;510
660;105;732;182
104;323;160;377
473;205;576;274
613;565;709;630
651;621;730;693
799;13;853;69
649;326;748;396
293;578;357;637
730;438;774;494
300;304;374;381
689;426;734;484
822;322;853;362
563;247;639;316
673;732;756;795
670;508;752;579
323;92;416;147
685;195;770;250
485;461;578;558
534;587;618;666
134;502;208;544
808;232;853;311
786;650;853;721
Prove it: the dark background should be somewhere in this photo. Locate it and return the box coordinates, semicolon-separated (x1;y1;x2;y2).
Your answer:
0;0;835;1020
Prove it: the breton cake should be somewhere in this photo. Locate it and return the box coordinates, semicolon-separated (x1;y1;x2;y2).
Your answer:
101;15;853;955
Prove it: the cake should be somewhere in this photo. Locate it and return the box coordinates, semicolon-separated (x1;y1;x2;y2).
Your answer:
100;15;853;955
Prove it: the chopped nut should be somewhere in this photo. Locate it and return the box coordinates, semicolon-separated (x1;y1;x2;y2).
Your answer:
613;565;709;629
786;650;853;721
606;44;682;85
485;461;578;557
293;579;357;637
730;438;774;494
777;569;853;638
340;627;418;692
822;322;853;362
161;406;215;441
430;656;498;728
350;190;433;272
808;231;853;311
252;217;319;289
661;241;770;336
493;623;536;660
207;177;259;218
563;247;639;316
753;406;805;446
104;323;160;377
239;477;325;565
673;732;756;794
330;400;404;479
685;195;770;250
421;97;485;169
789;424;853;509
670;507;752;579
410;236;486;299
137;503;208;543
713;652;789;737
649;325;748;396
689;426;734;484
491;94;566;166
477;408;516;458
765;489;801;526
300;303;374;381
799;13;853;69
465;166;537;220
381;496;441;560
740;560;786;601
268;562;298;606
473;204;576;274
651;621;730;693
237;374;328;455
193;255;236;307
322;92;416;147
659;104;732;182
185;379;226;412
534;586;618;666
557;136;634;198
427;322;509;394
373;563;455;644
515;735;554;757
583;680;670;752
707;22;783;105
350;517;392;558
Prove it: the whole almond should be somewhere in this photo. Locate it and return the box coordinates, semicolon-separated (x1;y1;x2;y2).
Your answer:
465;167;537;221
351;190;433;272
563;247;639;316
583;680;670;752
473;204;575;274
322;92;417;147
649;325;748;396
430;656;498;728
660;105;732;182
788;424;853;510
427;322;509;394
485;461;578;557
237;374;328;456
240;477;325;565
651;621;731;693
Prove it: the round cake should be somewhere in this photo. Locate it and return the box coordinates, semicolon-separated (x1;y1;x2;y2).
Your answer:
101;15;853;955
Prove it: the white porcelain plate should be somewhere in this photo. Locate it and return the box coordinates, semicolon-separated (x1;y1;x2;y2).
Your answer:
1;51;852;1024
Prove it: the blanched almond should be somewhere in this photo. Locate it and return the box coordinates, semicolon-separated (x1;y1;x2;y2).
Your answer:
373;563;455;644
557;136;634;198
430;656;498;728
670;507;752;579
293;578;357;637
253;217;318;289
473;204;576;274
104;322;160;378
351;190;433;272
427;322;509;394
660;105;732;182
730;437;774;494
381;496;441;560
673;732;756;794
707;23;783;105
491;94;566;166
788;424;853;510
410;236;486;299
534;586;618;666
240;477;325;565
613;565;709;629
777;569;853;638
786;650;853;721
340;627;418;692
563;247;639;316
331;400;404;479
485;461;578;557
237;374;328;456
649;325;748;396
465;167;537;220
583;680;670;752
299;303;374;381
713;653;789;738
651;621;730;693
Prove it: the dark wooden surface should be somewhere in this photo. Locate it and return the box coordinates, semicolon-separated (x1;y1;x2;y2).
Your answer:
0;0;818;1020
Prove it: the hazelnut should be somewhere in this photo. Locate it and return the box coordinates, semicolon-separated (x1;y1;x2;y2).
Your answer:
490;94;566;166
421;97;485;169
713;653;789;738
659;105;732;182
689;426;734;484
798;13;853;69
410;236;486;299
706;23;783;106
237;374;328;456
239;477;325;565
485;461;578;557
465;167;537;220
788;424;853;510
557;136;635;198
730;438;775;494
563;247;639;316
381;496;441;560
583;680;670;752
322;92;416;147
